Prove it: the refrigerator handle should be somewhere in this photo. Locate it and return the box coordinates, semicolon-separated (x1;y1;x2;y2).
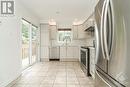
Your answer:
100;0;107;59
104;0;111;60
104;0;110;60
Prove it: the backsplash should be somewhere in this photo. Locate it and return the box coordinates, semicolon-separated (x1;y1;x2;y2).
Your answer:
50;37;95;47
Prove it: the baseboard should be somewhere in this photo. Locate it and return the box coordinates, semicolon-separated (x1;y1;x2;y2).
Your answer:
5;75;21;87
40;58;49;62
0;72;21;87
60;58;79;62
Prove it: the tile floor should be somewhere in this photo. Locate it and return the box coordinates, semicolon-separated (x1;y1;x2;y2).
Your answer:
11;62;94;87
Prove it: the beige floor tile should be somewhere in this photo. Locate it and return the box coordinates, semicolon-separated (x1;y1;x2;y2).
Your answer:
40;84;53;87
11;84;26;87
80;84;94;87
25;84;40;87
53;84;66;87
12;62;94;87
41;79;54;85
54;77;66;84
67;85;80;87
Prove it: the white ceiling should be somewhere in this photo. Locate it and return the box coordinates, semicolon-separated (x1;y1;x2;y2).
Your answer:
20;0;98;27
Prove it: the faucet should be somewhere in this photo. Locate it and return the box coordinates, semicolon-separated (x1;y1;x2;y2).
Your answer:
63;36;71;46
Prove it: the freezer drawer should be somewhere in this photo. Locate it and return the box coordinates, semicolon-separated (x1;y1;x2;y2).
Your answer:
95;69;125;87
95;71;111;87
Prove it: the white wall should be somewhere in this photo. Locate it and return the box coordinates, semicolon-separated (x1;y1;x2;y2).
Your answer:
0;0;39;87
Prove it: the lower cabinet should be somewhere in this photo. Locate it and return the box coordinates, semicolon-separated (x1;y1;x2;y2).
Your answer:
73;47;79;59
66;47;74;58
40;46;49;61
60;46;66;59
60;46;79;61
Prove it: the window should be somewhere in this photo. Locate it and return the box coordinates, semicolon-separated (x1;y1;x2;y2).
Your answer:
58;29;72;43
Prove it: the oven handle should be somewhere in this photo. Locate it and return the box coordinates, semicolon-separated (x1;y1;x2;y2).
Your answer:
81;48;88;52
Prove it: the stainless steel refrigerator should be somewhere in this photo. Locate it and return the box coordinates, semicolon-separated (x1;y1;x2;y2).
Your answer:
95;0;130;86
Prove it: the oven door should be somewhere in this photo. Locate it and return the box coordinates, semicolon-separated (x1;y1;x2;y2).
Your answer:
80;49;87;67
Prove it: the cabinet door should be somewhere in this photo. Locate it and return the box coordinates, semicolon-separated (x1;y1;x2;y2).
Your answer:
78;24;87;39
40;46;49;58
40;24;50;46
66;47;74;58
73;47;79;59
72;25;78;39
60;47;66;58
50;25;57;40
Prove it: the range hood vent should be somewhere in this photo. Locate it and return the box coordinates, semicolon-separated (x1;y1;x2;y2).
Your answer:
58;28;71;31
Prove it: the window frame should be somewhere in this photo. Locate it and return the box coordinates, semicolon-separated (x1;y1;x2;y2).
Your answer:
57;29;72;43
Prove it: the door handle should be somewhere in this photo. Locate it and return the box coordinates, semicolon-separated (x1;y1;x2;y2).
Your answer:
103;0;110;60
100;0;107;59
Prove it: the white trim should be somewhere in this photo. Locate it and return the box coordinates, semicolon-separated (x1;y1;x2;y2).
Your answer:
40;58;49;62
60;58;79;62
0;72;21;87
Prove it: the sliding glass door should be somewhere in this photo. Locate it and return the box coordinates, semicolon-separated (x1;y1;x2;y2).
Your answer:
22;20;30;68
31;25;38;64
21;19;38;69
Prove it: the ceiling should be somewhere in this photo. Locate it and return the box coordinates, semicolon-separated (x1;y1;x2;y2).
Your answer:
20;0;98;27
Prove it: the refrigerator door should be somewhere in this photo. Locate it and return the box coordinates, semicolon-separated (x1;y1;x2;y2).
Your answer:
95;0;107;72
122;0;130;86
103;0;128;86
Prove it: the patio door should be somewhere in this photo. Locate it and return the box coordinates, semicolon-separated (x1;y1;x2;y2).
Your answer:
22;19;39;69
31;25;38;64
22;19;30;69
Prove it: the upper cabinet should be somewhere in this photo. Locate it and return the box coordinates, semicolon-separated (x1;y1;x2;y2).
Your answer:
72;24;87;40
50;25;57;40
40;24;50;46
72;25;78;39
78;24;87;39
72;13;95;40
83;13;95;31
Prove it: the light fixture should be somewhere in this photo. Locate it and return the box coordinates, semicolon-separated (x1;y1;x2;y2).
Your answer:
73;19;83;25
48;19;56;25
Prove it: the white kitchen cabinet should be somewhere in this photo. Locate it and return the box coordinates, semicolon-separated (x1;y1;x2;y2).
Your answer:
40;46;49;58
66;47;74;58
40;24;50;46
50;25;57;40
89;47;96;79
40;24;50;61
78;24;87;39
72;25;87;39
72;25;78;39
60;46;79;61
60;46;66;59
73;47;79;59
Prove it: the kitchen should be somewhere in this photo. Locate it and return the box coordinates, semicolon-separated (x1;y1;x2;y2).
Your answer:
0;0;130;87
